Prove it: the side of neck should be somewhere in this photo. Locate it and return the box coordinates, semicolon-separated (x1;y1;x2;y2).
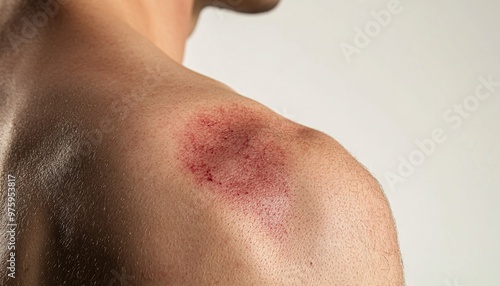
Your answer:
70;0;197;62
0;0;198;64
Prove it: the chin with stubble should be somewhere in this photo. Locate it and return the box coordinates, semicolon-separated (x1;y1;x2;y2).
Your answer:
205;0;281;13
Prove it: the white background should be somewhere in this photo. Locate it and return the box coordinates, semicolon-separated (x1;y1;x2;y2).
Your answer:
185;0;500;285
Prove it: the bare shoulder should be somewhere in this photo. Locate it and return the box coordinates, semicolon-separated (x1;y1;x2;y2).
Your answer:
0;75;403;284
116;90;404;284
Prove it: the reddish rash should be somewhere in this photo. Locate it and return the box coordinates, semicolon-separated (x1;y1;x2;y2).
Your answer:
177;104;292;241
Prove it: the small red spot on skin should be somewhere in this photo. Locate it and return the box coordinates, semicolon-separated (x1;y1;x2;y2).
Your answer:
176;104;292;241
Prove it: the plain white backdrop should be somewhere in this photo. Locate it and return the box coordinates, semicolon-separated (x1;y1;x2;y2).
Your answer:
185;0;500;285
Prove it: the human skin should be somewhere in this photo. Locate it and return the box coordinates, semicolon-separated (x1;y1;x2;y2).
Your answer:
0;0;404;285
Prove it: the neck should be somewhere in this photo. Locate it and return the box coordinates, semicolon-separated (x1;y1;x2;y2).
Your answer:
0;0;202;64
79;0;200;62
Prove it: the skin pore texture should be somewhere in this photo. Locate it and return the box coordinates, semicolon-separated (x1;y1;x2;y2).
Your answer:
0;0;404;284
177;104;293;241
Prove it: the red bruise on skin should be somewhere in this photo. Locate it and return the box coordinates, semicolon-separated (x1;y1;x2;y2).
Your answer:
176;104;292;241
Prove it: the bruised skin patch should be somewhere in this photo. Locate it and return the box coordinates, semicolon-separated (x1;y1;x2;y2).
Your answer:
176;104;292;241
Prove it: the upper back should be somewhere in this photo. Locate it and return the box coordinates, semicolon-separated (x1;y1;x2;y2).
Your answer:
0;53;403;285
